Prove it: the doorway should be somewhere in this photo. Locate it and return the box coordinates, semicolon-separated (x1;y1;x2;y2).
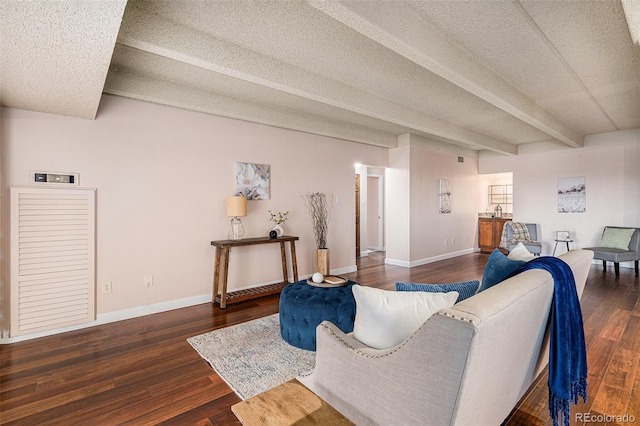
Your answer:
355;166;385;265
366;174;383;252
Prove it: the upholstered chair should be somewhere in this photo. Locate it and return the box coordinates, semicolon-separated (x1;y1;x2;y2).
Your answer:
505;222;542;255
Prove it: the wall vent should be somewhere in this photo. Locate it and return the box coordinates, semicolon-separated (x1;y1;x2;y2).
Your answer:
10;186;96;337
30;171;79;186
458;156;464;163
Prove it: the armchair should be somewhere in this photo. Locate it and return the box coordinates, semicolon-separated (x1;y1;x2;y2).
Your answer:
584;226;640;276
503;222;542;255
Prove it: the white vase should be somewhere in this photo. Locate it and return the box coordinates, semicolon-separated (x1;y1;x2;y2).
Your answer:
271;224;284;237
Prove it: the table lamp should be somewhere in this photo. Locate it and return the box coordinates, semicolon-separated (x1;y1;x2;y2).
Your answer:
226;195;247;240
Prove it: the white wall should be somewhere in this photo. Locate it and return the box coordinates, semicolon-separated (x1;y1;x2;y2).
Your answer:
2;96;387;329
480;132;640;256
386;140;411;263
386;134;484;266
409;142;483;263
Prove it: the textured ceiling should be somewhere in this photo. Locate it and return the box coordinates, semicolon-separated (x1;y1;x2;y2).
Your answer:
1;0;639;156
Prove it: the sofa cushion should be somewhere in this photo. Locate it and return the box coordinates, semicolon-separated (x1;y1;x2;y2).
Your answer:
352;285;458;350
508;242;536;261
479;249;526;292
600;227;635;250
395;280;480;303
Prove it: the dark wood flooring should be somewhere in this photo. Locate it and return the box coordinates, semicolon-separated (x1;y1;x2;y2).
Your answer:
1;251;639;425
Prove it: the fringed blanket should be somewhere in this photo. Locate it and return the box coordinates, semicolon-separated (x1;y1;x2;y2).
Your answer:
509;257;587;426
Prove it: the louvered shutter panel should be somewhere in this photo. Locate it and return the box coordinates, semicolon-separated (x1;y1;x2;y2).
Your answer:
10;187;96;336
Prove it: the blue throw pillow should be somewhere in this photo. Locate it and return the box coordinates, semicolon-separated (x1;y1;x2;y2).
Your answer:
396;280;480;303
479;249;525;292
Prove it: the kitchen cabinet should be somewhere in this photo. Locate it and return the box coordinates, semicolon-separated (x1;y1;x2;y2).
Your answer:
478;218;509;254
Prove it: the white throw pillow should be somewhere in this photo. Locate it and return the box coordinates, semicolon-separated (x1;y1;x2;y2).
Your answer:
508;242;535;261
352;285;458;350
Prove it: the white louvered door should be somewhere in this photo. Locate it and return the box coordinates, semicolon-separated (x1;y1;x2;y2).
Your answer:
10;187;96;337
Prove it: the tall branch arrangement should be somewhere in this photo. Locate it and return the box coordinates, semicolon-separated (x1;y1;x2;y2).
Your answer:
303;192;333;249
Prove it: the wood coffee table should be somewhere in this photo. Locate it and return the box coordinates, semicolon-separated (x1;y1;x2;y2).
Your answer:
231;379;353;425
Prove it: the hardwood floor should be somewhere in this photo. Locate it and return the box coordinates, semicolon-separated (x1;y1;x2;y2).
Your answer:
1;252;638;425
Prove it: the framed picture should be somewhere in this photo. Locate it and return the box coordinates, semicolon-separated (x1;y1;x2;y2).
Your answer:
558;177;586;213
438;179;451;214
556;231;570;241
235;162;270;200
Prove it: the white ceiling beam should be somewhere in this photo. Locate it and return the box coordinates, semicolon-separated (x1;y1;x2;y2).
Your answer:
622;0;640;46
116;4;516;155
0;0;126;119
308;0;584;149
104;67;399;148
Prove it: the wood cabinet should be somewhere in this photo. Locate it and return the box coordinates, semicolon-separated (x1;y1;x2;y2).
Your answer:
478;218;509;254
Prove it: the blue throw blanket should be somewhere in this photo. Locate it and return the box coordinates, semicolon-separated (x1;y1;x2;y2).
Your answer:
508;256;587;426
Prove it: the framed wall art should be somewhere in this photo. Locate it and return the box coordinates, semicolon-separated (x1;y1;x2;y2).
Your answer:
236;162;270;200
558;177;585;213
439;179;451;214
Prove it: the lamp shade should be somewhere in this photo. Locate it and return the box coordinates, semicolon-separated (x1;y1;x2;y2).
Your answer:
226;196;247;217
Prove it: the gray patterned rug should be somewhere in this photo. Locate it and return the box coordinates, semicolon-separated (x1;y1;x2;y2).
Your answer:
187;313;315;400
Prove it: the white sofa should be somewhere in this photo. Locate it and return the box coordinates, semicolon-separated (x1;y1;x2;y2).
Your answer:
298;249;594;425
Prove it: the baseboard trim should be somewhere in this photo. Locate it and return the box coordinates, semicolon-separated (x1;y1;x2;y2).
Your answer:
385;258;411;267
297;264;356;278
385;248;476;268
332;265;358;275
0;293;213;344
0;270;359;343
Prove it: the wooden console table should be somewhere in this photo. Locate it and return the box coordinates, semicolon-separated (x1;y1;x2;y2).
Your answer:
231;379;353;425
211;236;299;308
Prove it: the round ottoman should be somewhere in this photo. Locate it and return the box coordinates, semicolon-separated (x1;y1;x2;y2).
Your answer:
279;280;357;351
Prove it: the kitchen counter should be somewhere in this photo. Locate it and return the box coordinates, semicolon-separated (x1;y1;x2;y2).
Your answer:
478;213;512;219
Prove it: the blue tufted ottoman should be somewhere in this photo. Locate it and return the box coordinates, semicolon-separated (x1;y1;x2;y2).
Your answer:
279;280;357;351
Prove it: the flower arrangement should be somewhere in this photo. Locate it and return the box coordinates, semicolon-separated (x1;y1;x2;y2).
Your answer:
268;210;289;225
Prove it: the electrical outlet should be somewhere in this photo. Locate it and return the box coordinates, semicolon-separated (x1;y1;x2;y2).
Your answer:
102;281;112;294
145;275;153;287
444;239;448;246
452;238;455;245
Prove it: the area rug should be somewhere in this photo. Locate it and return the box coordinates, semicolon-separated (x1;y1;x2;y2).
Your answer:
187;313;315;400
